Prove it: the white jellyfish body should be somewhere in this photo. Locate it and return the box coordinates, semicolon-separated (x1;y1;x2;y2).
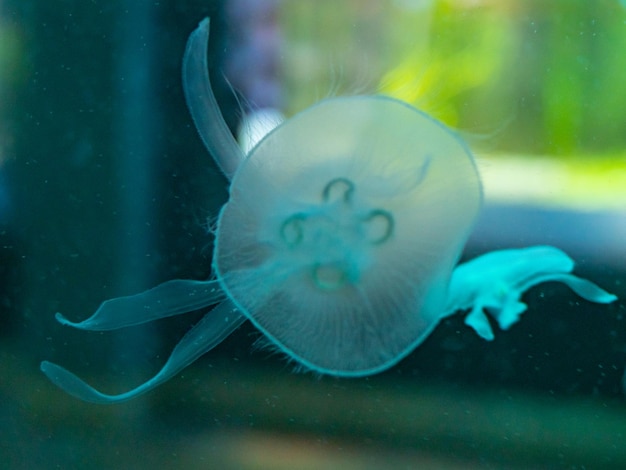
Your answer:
215;95;482;375
40;18;617;404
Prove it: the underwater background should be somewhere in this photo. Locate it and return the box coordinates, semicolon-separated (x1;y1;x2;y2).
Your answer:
1;0;626;468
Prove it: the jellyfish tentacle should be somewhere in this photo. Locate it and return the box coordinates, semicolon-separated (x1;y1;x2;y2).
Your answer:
464;303;495;341
445;246;617;340
41;300;245;404
517;273;617;305
183;18;244;179
55;279;225;331
487;272;616;331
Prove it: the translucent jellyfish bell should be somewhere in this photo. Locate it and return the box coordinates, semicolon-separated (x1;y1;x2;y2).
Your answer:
214;95;483;375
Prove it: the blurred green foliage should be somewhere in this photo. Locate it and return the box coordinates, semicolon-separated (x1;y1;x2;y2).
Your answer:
282;0;626;156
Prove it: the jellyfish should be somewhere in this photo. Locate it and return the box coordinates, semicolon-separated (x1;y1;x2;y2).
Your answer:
40;18;617;404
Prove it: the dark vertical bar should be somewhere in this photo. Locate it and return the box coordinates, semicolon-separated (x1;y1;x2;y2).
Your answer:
110;1;161;382
113;2;158;293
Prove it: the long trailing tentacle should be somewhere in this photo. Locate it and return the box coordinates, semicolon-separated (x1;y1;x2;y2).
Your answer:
182;17;244;179
517;272;617;305
40;300;245;404
487;272;617;332
55;279;226;330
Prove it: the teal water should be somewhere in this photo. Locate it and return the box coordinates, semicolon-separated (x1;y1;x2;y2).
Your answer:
2;1;626;468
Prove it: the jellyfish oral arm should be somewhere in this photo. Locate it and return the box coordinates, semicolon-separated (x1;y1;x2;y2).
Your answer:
444;246;618;341
55;279;227;330
182;18;244;179
40;280;244;404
